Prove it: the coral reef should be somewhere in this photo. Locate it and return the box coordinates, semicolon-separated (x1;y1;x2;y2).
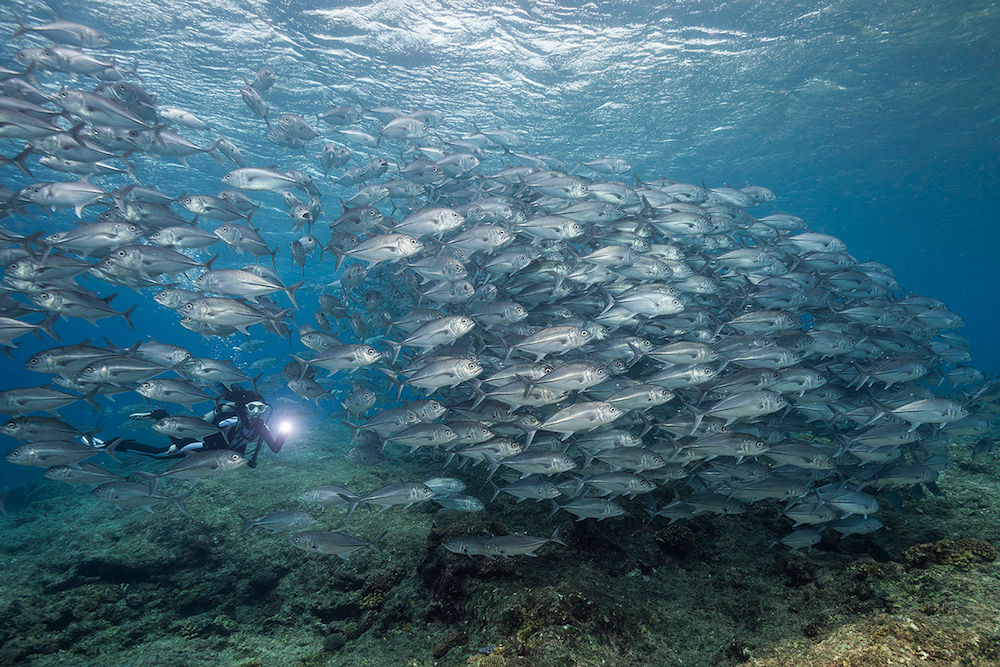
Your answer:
903;537;996;571
0;427;998;665
749;614;1000;666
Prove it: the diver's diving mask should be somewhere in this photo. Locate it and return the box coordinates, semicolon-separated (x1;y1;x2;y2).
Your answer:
245;401;269;416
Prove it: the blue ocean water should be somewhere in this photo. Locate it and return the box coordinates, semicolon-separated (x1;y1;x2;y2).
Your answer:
0;0;997;486
3;5;1000;664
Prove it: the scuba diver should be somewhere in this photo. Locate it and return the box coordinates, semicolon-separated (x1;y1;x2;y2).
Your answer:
89;384;287;468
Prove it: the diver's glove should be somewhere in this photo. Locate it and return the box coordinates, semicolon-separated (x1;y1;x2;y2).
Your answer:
129;409;170;421
246;458;258;469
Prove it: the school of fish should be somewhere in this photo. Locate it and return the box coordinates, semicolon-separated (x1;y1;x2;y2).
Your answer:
1;13;997;559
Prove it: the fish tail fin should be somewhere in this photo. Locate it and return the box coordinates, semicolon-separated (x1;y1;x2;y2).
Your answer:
286;279;305;309
203;253;219;271
124;159;140;184
121;304;137;330
11;12;27;39
239;514;254;534
547;499;560;519
338;493;361;517
513;372;538;399
340;418;361;446
483;453;502;483
38;313;60;342
597;289;617;317
689;409;704;436
0;146;33;177
127;61;143;82
548;525;567;546
863;399;888;427
376;366;404;400
289;355;311;382
17;230;44;260
368;530;387;555
498;337;513;364
468;380;488;409
81;387;101;412
206;140;223;165
173;488;195;516
103;437;123;464
384;339;403;365
329;247;346;273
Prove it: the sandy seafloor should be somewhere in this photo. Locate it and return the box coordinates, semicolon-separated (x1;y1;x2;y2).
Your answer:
1;422;998;667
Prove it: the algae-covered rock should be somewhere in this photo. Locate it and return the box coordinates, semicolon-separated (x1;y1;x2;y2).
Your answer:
432;629;468;658
749;614;999;666
465;644;531;667
953;538;997;565
323;632;346;651
903;537;997;571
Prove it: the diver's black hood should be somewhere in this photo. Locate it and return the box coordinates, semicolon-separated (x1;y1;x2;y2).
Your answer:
219;384;265;407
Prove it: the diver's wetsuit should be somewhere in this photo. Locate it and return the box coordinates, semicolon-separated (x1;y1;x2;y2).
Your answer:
115;407;285;467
